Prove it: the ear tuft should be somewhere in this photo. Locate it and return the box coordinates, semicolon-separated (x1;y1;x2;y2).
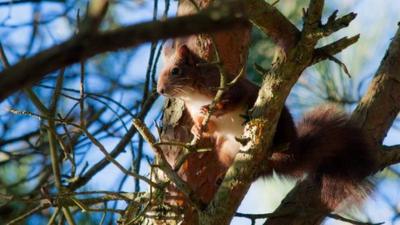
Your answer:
177;45;197;66
162;40;175;59
177;45;190;58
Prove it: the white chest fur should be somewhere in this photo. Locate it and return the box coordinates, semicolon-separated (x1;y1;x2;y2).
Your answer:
181;93;246;159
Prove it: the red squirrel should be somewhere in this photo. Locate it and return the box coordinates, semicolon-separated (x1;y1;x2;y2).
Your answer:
157;43;378;209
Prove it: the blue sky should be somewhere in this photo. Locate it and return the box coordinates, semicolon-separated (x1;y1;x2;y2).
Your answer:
1;0;400;224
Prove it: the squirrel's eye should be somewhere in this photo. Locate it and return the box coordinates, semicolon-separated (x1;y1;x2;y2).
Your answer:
171;67;181;76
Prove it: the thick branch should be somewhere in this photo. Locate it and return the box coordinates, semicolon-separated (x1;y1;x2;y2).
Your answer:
245;0;300;51
351;26;400;143
0;1;246;101
198;1;358;224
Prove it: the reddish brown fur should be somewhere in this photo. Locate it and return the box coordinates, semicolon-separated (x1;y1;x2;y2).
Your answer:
158;44;378;209
268;106;378;208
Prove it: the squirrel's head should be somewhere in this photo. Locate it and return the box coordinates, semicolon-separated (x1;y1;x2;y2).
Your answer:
157;44;200;98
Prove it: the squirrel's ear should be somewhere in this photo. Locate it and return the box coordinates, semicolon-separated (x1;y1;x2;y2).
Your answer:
177;45;195;65
177;45;190;57
163;40;175;60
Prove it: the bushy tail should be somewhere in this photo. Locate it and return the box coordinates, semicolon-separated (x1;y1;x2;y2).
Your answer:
273;106;378;209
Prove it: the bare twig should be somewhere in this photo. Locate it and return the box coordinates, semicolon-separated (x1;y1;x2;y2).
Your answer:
80;127;161;188
68;92;159;190
6;204;49;225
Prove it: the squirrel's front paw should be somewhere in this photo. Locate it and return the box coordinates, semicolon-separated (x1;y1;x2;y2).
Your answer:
200;105;210;115
191;124;204;139
191;123;216;139
200;102;226;117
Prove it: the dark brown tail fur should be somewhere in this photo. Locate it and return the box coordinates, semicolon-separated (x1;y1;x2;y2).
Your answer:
271;106;378;208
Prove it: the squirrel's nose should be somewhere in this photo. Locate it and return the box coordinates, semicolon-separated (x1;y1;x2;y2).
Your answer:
157;87;165;95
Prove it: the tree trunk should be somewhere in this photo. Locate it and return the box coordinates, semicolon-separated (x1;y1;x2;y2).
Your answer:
157;0;251;224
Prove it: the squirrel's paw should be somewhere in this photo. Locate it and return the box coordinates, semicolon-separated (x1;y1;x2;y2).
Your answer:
200;105;210;115
200;102;227;117
191;123;215;139
191;124;204;139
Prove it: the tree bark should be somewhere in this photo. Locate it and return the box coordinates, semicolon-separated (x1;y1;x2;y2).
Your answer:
157;0;251;224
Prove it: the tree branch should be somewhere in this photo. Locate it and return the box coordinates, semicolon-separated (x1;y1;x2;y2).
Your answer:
245;0;300;51
351;26;400;143
265;25;400;225
68;93;158;190
198;0;359;224
319;11;357;38
313;34;360;64
133;119;206;210
380;145;400;168
0;0;63;7
0;1;246;101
